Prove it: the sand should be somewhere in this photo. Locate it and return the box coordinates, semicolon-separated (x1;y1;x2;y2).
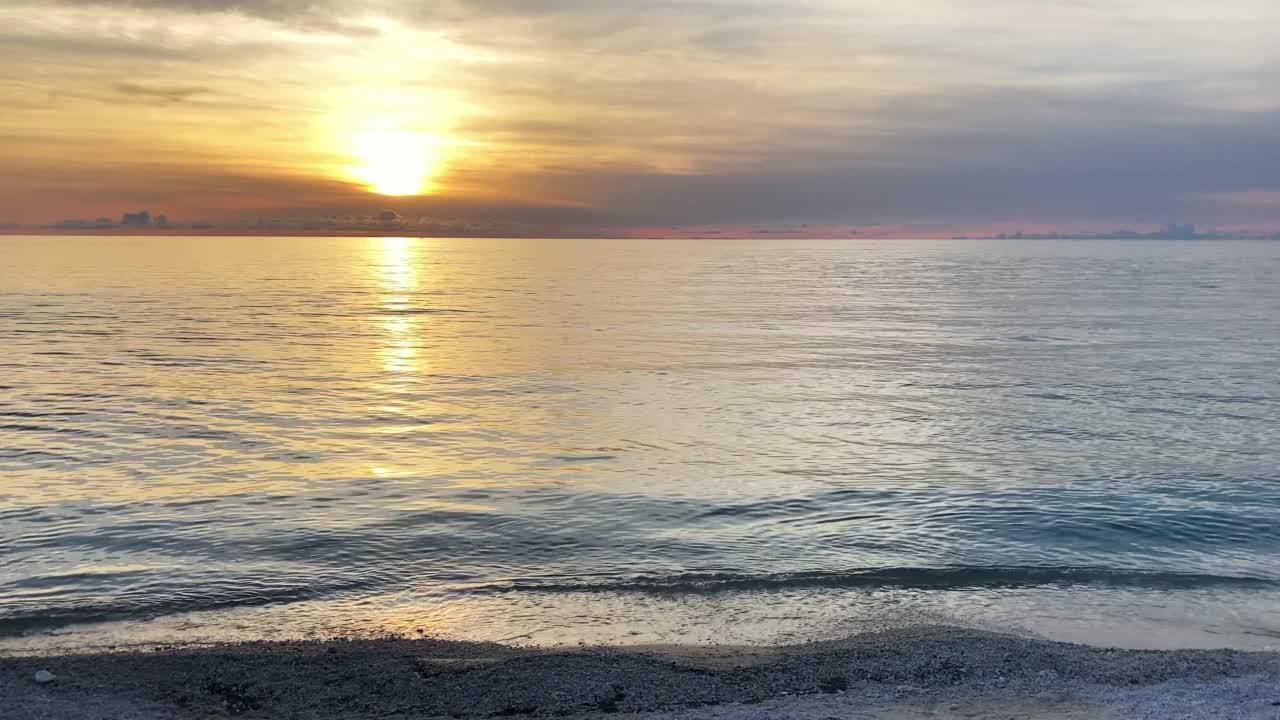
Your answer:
1;627;1278;719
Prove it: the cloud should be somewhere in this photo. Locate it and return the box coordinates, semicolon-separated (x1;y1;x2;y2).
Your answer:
114;82;209;104
482;86;1280;226
5;0;1280;228
47;0;316;18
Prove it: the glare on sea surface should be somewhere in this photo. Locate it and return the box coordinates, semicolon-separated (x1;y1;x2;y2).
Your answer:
349;128;444;196
374;237;422;375
379;236;416;291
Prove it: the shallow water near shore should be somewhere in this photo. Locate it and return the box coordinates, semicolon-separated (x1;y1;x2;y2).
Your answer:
2;236;1279;652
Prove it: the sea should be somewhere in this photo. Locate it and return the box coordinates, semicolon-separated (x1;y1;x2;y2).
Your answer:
2;236;1278;653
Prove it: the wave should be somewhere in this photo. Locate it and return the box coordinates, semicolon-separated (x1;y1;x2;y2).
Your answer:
3;565;1275;638
0;576;375;637
471;566;1279;594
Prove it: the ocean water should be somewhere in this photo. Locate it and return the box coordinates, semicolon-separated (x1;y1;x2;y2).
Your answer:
2;236;1278;652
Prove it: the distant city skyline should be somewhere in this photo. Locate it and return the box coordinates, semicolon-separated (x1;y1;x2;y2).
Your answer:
13;212;1280;241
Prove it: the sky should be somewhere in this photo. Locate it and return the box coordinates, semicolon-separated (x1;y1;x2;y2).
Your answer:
3;0;1280;234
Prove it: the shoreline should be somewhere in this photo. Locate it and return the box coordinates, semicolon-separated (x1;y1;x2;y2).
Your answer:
3;626;1278;719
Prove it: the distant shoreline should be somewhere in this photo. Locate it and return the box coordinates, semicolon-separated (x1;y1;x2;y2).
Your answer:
5;229;1280;241
3;626;1278;719
7;230;1280;244
0;228;611;239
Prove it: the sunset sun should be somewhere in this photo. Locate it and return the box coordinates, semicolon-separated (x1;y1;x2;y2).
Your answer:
349;128;444;196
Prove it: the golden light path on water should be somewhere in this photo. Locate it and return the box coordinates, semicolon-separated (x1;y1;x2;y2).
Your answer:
377;236;420;374
371;237;421;480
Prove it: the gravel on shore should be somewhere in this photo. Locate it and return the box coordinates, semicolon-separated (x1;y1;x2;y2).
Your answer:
1;626;1277;719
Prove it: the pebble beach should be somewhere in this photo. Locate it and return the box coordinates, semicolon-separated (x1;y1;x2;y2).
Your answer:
3;627;1278;719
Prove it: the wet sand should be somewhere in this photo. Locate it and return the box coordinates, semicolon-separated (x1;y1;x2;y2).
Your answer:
2;627;1278;719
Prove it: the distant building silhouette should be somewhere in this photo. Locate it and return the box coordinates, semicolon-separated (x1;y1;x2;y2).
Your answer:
121;210;151;226
985;222;1241;241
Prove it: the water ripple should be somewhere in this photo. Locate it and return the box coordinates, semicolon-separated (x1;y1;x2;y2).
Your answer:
1;237;1278;640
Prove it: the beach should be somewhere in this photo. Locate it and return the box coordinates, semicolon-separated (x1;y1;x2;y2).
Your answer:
3;627;1279;719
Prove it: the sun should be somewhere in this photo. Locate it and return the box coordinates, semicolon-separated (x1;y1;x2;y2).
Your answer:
349;128;443;196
